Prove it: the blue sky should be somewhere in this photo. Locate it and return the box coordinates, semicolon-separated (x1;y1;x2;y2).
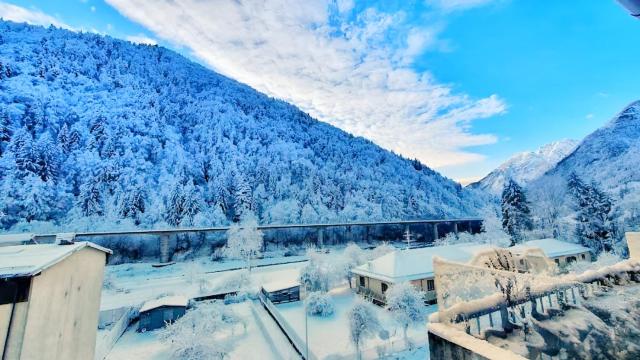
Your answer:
1;0;638;183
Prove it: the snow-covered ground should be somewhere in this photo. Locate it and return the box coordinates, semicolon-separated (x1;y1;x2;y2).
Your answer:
274;286;437;359
105;301;298;360
101;255;306;310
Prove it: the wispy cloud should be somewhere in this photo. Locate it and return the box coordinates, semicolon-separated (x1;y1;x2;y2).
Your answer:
110;0;505;168
126;34;157;45
0;1;72;30
427;0;499;12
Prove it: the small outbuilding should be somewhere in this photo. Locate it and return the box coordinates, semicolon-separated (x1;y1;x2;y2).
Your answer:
0;241;111;360
261;280;300;304
138;295;188;332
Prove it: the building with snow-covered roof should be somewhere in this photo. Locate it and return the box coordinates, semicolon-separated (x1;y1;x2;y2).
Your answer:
0;241;111;360
261;279;301;304
351;243;495;305
138;295;189;332
511;238;591;267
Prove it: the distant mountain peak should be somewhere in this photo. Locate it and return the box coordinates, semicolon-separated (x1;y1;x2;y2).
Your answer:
470;139;578;196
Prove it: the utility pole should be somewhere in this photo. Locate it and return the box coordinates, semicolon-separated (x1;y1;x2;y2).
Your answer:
404;227;413;250
305;302;309;360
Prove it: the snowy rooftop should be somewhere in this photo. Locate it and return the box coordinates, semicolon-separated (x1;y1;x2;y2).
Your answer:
0;242;111;279
0;233;36;246
262;279;300;293
511;238;590;258
352;243;495;283
140;295;189;313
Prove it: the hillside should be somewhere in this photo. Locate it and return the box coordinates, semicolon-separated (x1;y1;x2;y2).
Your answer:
543;100;640;218
469;139;577;196
0;21;487;232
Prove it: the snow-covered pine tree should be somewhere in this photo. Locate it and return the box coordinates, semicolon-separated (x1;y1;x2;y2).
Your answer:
77;175;103;216
57;123;70;154
567;173;615;254
232;172;253;222
0;109;11;155
34;133;60;182
501;179;533;245
10;128;37;176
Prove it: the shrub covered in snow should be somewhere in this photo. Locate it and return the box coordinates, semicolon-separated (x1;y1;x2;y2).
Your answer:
305;291;335;317
159;302;243;360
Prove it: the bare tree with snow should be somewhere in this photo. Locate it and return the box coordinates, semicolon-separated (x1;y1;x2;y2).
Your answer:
348;300;381;360
224;215;263;272
385;282;425;347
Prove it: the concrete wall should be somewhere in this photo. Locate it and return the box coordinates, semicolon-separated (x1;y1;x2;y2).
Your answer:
7;247;107;360
626;232;640;260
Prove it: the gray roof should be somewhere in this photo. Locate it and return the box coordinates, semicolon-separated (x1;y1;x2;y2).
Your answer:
0;242;112;279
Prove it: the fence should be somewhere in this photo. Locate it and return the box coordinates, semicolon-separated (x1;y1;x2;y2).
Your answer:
94;307;135;360
258;291;318;360
434;259;640;338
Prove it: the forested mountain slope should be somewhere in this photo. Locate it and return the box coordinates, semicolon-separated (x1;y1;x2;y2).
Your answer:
0;21;486;232
543;100;640;223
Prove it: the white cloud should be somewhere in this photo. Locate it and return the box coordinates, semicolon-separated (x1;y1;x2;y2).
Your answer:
427;0;498;12
0;1;72;29
126;34;157;45
106;0;506;168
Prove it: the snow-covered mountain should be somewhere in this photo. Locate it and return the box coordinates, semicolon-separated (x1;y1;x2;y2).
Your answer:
543;100;640;213
0;21;488;232
469;139;578;196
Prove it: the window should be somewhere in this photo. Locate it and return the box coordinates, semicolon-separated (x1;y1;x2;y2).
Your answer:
554;258;560;265
381;283;388;293
581;254;586;260
427;279;435;292
566;256;577;264
163;309;175;322
359;276;365;287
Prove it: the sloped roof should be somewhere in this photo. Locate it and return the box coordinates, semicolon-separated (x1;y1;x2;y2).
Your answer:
512;239;590;258
140;295;189;313
351;243;495;283
0;242;112;279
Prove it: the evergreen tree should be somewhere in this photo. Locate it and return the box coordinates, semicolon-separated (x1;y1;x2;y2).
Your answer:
57;123;70;153
77;176;103;216
10;128;37;175
567;173;614;253
501;179;533;245
164;182;202;227
0;109;11;156
233;172;253;222
35;133;60;182
118;183;147;225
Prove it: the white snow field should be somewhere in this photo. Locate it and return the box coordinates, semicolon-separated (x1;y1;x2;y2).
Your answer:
274;286;438;359
101;255;306;310
105;301;298;360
